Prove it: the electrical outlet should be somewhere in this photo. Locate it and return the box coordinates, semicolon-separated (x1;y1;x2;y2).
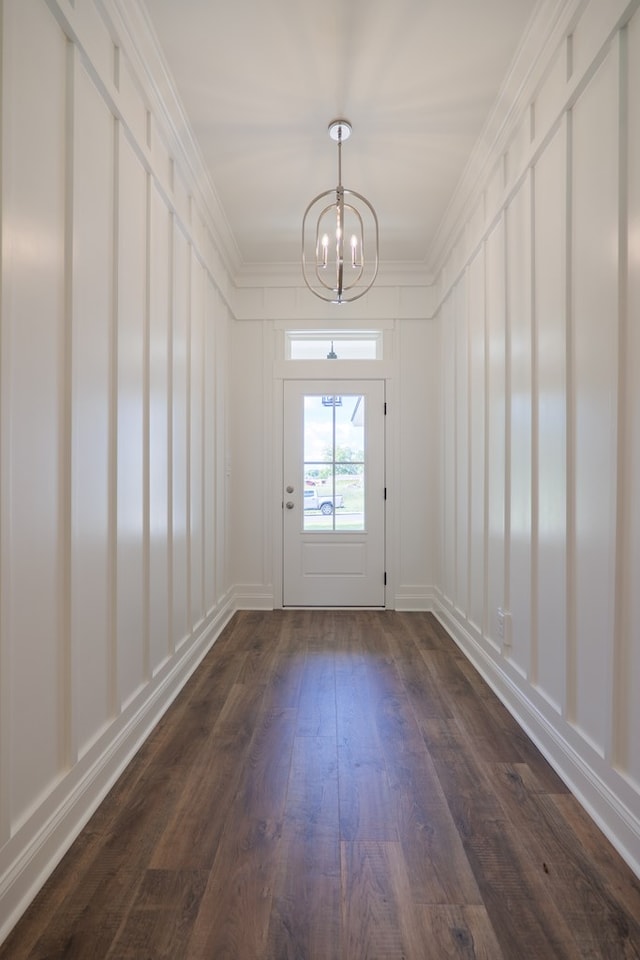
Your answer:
498;607;512;647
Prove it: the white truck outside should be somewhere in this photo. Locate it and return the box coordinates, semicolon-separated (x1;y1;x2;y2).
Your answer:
303;488;344;515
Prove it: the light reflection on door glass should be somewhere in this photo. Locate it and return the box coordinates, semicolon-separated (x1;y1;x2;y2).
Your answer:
303;395;365;532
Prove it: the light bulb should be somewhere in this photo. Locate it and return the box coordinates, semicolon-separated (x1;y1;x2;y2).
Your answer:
321;234;329;267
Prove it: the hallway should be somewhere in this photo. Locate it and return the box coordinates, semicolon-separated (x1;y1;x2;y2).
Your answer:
1;611;639;959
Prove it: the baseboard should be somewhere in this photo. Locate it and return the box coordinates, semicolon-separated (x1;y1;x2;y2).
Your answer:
393;585;437;611
231;584;437;612
434;601;640;880
0;599;236;946
233;584;275;609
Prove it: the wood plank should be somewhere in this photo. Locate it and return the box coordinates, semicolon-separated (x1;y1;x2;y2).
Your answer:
340;840;420;959
458;816;585;959
105;869;208;959
489;769;640;955
338;740;399;842
388;637;455;720
267;836;341;960
412;904;506;960
150;677;268;869
184;816;281;960
283;735;339;842
551;792;640;921
295;649;337;737
483;696;572;793
149;723;252;869
233;706;297;821
376;669;482;905
387;753;483;906
259;612;307;712
423;722;507;835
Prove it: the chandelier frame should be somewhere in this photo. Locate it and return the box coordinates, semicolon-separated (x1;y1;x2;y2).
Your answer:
302;120;379;305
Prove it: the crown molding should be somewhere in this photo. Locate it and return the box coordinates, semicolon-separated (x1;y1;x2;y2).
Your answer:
234;259;433;289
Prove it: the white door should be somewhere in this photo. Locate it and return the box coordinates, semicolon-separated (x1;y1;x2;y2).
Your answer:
283;379;385;606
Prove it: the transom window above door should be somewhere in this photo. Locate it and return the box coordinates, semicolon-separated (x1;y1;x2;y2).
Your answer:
285;330;381;360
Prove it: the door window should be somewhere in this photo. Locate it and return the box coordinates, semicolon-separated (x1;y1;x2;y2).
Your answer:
302;394;365;532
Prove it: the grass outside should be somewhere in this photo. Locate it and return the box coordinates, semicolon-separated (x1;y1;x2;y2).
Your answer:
304;474;365;531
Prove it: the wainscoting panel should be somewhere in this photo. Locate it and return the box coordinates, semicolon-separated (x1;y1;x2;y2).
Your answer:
0;0;234;942
434;0;640;876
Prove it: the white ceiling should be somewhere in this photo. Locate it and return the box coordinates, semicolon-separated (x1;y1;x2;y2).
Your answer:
141;0;539;274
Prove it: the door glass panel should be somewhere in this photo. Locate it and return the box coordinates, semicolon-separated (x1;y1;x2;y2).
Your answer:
303;394;365;532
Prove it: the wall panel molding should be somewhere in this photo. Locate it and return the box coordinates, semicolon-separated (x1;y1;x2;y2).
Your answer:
433;0;640;314
434;0;640;878
623;3;640;789
0;0;235;941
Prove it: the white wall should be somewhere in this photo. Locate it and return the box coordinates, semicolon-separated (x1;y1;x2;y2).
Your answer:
0;0;234;939
434;0;640;876
395;318;440;608
230;319;273;605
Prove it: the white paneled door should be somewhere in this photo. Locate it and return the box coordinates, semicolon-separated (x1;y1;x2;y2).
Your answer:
283;380;385;606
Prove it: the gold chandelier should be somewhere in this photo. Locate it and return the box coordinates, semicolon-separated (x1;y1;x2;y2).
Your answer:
302;120;379;304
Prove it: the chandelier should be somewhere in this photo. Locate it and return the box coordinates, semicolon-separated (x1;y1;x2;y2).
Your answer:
302;120;379;304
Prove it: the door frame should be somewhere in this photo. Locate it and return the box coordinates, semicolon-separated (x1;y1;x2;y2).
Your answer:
271;354;396;609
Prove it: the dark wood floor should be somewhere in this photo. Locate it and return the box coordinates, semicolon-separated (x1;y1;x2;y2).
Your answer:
2;611;640;959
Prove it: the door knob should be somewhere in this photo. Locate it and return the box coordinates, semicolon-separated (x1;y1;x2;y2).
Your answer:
285;501;294;509
286;485;294;493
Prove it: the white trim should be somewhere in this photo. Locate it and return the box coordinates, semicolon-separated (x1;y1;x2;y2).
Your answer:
394;586;437;611
234;259;433;289
233;586;275;610
273;359;394;382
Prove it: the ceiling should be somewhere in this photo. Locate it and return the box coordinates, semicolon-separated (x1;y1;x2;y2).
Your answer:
141;0;539;275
